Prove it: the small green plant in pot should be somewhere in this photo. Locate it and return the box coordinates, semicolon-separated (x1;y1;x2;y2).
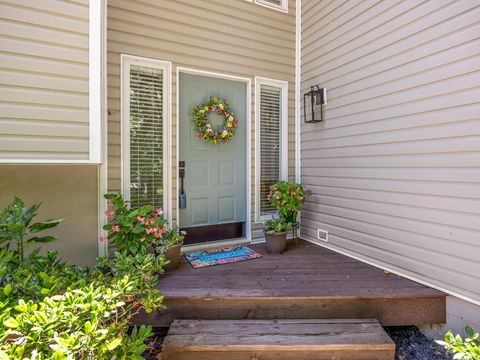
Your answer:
264;219;291;254
161;227;186;271
268;181;306;224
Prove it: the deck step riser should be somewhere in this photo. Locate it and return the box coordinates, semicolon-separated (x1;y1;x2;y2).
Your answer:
134;296;446;327
163;350;395;360
162;319;395;360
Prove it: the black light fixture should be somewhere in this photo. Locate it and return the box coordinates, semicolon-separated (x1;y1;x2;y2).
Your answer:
304;85;327;123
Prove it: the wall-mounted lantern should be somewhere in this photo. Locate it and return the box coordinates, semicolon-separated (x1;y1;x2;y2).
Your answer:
304;85;327;123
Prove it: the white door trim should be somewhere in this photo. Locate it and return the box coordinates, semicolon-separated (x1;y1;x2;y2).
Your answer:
176;67;252;242
120;54;173;225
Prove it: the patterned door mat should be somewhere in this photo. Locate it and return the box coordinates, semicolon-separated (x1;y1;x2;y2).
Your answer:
184;246;262;268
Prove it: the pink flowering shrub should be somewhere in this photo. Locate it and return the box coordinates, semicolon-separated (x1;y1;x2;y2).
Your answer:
103;193;167;255
267;181;307;223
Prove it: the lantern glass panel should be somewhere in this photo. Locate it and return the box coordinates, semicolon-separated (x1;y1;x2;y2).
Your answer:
313;92;323;117
303;91;313;123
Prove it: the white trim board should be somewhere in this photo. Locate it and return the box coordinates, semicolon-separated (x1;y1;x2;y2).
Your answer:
254;76;289;223
176;67;252;241
120;54;173;225
88;0;103;164
0;159;104;164
295;0;301;183
97;0;108;257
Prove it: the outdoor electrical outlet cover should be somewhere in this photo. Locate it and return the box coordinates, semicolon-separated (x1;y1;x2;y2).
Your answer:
317;228;329;242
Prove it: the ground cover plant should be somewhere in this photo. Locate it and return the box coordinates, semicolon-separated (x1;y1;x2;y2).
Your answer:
438;326;480;359
0;197;166;360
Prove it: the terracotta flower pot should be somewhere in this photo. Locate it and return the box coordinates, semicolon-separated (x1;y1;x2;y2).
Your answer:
265;231;288;254
164;243;182;271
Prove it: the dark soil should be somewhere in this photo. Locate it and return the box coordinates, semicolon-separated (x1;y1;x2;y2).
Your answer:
143;327;168;360
385;326;451;360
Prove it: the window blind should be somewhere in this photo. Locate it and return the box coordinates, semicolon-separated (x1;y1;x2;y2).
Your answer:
128;64;163;208
259;85;282;216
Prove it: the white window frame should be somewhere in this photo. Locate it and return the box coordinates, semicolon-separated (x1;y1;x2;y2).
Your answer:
255;0;288;13
120;54;172;224
254;76;288;223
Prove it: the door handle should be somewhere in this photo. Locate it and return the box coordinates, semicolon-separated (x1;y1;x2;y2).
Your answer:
179;161;186;209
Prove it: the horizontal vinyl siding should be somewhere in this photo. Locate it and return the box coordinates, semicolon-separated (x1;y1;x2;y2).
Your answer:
301;0;480;302
107;0;296;238
0;0;90;161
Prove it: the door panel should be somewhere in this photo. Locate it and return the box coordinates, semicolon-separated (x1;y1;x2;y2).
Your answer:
179;73;247;231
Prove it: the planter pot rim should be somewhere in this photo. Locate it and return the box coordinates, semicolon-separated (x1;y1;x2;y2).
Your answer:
167;242;183;249
263;230;288;235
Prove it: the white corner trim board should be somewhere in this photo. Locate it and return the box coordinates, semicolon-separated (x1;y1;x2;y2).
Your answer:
88;0;104;164
97;0;108;257
295;0;301;183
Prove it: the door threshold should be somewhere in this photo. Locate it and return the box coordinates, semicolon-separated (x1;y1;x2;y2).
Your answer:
181;237;250;254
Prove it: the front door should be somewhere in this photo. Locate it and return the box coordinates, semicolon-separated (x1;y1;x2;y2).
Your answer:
179;73;247;244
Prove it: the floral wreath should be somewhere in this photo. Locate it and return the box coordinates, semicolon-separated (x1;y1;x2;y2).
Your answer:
191;97;239;144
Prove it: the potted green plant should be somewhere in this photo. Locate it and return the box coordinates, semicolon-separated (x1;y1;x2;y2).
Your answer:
268;181;307;224
264;218;291;254
161;227;185;271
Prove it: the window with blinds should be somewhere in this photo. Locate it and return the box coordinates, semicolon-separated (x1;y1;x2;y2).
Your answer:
129;64;163;208
122;56;170;211
256;78;288;220
259;85;281;215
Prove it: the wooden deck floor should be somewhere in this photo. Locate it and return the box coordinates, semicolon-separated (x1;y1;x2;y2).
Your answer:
140;240;446;327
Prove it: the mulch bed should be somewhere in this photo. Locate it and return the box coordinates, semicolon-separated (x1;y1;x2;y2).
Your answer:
385;326;451;360
143;327;168;360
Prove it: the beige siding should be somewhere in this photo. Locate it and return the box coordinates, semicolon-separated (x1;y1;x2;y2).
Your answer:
0;0;90;160
0;165;98;266
301;0;480;301
107;0;296;239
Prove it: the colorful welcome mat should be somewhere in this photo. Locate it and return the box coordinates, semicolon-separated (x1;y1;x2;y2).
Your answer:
185;246;262;269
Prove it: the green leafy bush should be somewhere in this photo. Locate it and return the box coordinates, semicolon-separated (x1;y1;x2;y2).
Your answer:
268;181;306;223
0;197;165;359
264;218;292;234
103;193;167;256
0;197;62;264
437;326;480;360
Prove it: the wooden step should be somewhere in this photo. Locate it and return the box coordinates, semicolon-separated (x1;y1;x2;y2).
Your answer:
161;318;396;360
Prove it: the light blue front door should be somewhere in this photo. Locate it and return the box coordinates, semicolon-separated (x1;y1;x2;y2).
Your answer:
179;73;247;231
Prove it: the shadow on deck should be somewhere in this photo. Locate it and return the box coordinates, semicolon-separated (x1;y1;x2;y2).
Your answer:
136;240;446;327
